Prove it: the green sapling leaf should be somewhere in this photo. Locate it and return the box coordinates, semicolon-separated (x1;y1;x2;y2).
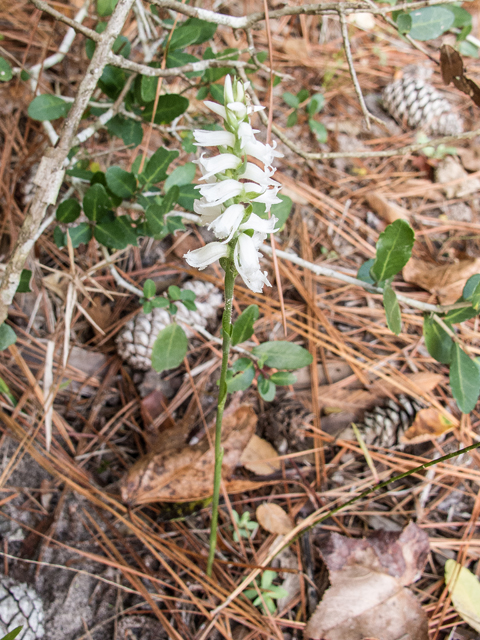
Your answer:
151;297;169;308
269;371;297;386
142;95;189;125
252;341;313;370
67;223;92;248
463;274;480;310
151;324;188;373
423;315;454;364
450;343;480;413
257;375;276;402
56;199;81;223
105;166;137;198
408;6;455;41
143;147;179;185
0;324;16;351
143;279;156;299
83;184;112;222
226;362;255;392
371;219;415;283
383;283;402;335
168;285;182;301
357;259;376;285
283;92;299;109
94;216;138;249
28;95;70;121
232;305;259;346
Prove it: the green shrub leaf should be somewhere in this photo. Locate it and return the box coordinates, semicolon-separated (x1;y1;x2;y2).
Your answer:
165;163;196;191
28;95;70;121
269;371;297;386
143;147;179;185
450;343;480;413
407;6;455;41
16;269;32;294
106;115;143;147
167;17;217;51
371;219;415;283
177;184;201;212
231;305;259;346
105;166;137;198
151;324;188;373
56;199;81;223
226;362;255;392
383;284;402;335
0;324;16;351
257;375;276;402
94;216;138;249
423;315;454;364
0;57;13;82
252;341;313;370
143;279;156;299
142;94;189;125
68;223;92;248
83;184;112;222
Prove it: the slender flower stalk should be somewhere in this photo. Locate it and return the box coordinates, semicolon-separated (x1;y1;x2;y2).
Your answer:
184;74;283;575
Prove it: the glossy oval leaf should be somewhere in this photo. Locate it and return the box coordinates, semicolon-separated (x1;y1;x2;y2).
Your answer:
0;324;16;351
371;219;415;283
68;223;92;248
177;184;201;212
450;343;480;414
383;284;402;335
232;305;259;346
443;306;478;324
105;166;137;199
106;115;143;147
167;17;217;51
0;57;13;82
151;324;188;373
56;199;81;223
94;216;138;249
408;6;455;41
143;147;180;185
143;279;156;299
252;341;313;370
423;315;454;364
143;94;189;125
28;95;70;121
83;184;112;222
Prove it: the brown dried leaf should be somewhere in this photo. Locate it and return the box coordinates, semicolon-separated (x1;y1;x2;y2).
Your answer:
365;192;410;223
440;44;464;86
256;503;294;535
403;257;480;304
87;296;113;336
458;146;480;172
121;405;257;505
305;524;429;640
401;407;455;444
240;435;281;476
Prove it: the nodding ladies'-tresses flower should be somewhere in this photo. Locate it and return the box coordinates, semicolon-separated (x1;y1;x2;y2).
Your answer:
184;74;283;293
184;242;229;270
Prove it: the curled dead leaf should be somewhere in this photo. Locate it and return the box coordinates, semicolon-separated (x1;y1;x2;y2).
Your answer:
240;435;280;476
121;405;257;505
400;407;455;444
305;523;430;640
403;257;480;305
256;503;294;535
366;192;410;224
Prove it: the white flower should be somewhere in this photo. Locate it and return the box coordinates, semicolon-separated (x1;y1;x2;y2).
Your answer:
184;242;229;270
234;232;270;293
197;153;242;181
196;179;244;206
226;101;248;120
193;130;235;147
239;162;280;188
239;213;278;235
204;101;227;120
252;186;282;211
224;74;235;104
194;198;223;225
208;204;246;241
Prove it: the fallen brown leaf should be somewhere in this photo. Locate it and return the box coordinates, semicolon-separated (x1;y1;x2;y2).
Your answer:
87;296;113;336
256;503;294;535
240;435;281;476
305;523;429;640
121;405;257;504
401;407;455;444
403;257;480;304
365;192;410;223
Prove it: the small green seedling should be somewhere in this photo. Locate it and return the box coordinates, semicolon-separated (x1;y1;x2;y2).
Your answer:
416;132;457;160
1;627;24;640
244;570;289;614
141;279;197;315
282;90;327;143
231;510;258;542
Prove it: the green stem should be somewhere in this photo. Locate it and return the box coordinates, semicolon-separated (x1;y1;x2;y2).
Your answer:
207;259;236;576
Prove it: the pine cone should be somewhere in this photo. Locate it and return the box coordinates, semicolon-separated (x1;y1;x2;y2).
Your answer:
361;395;423;448
0;577;45;640
116;281;222;370
382;66;463;136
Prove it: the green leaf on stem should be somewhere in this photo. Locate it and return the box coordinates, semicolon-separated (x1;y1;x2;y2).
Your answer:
105;166;137;199
106;115;143;147
143;147;179;185
143;279;156;299
269;371;297;386
94;216;138;249
164;163;196;190
383;283;402;335
0;57;13;82
357;259;376;285
0;324;16;351
16;269;32;293
407;6;455;41
232;305;259;346
142;95;189;125
168;285;182;300
177;184;201;212
1;627;24;640
226;361;255;392
83;184;112;222
28;95;70;121
56;199;81;223
257;375;276;402
450;343;480;413
283;92;299;109
151;324;188;373
443;306;478;324
167;18;217;51
252;341;313;370
423;315;454;364
145;204;165;238
308;119;328;143
371;219;415;283
463;274;480;310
